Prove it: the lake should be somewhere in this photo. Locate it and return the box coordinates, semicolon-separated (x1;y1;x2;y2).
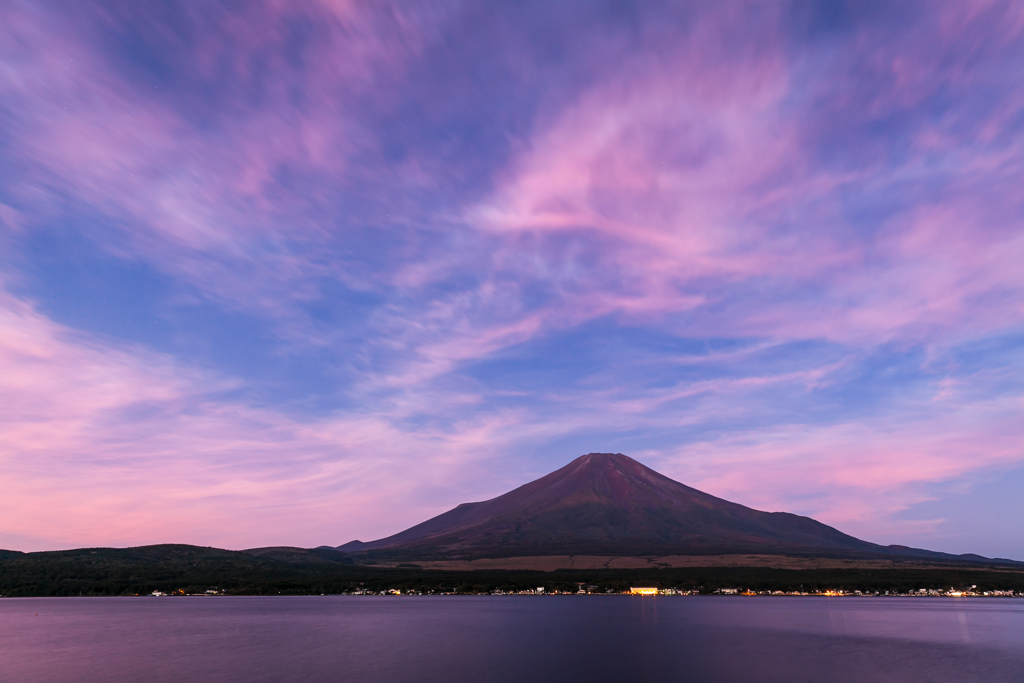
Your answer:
1;596;1022;682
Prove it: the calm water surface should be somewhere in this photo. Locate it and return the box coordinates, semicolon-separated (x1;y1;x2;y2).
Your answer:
1;596;1022;682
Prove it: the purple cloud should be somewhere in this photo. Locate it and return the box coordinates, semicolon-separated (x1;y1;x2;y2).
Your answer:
0;0;1022;556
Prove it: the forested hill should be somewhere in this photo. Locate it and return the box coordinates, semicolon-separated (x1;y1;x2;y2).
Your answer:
3;544;1024;598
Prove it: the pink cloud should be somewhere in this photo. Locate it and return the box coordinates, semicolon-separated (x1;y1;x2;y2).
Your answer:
2;279;1020;552
649;396;1024;545
0;287;542;551
0;0;453;318
462;1;1024;352
1;0;1022;556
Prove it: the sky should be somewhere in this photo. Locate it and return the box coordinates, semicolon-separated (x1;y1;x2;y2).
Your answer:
1;0;1022;558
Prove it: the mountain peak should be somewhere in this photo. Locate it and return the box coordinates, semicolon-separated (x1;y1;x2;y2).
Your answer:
575;452;632;463
569;452;645;475
335;452;958;561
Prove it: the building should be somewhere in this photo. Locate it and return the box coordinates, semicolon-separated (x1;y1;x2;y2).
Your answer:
630;587;658;595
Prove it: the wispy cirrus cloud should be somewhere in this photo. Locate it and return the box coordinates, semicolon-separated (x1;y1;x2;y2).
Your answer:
0;287;535;551
0;0;1022;555
0;0;459;321
467;0;1024;346
652;389;1024;537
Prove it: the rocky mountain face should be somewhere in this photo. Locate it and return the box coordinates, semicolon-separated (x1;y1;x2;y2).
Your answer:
337;453;993;562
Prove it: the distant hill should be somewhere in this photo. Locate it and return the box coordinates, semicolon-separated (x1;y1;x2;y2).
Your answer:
0;544;367;597
338;453;1015;564
3;542;1023;597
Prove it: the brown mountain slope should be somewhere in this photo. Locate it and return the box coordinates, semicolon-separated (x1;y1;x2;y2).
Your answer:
337;453;1001;562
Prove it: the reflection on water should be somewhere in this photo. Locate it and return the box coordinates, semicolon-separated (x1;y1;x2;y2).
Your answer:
1;596;1022;683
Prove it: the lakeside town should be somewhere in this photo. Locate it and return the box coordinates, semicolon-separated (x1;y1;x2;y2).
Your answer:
342;586;1022;597
136;586;1023;598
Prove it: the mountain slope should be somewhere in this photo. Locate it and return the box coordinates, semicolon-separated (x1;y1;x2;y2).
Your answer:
338;453;997;562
